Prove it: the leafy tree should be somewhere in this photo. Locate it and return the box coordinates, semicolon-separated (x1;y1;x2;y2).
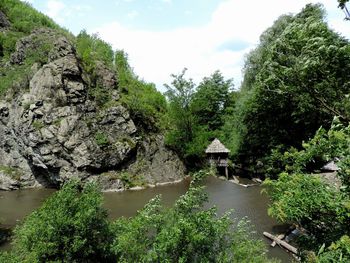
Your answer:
165;68;196;155
263;121;350;253
1;175;277;263
191;70;233;130
228;4;350;167
8;181;113;262
263;173;349;250
165;69;234;166
265;118;350;183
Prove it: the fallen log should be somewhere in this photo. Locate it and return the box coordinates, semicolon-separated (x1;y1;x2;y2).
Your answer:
263;232;298;254
271;233;286;247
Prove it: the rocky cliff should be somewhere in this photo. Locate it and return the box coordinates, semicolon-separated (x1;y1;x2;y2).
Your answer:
0;10;185;190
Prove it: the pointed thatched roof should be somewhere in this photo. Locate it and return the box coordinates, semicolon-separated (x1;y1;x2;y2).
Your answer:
205;138;230;154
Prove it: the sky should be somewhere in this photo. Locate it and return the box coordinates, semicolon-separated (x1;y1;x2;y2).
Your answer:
23;0;350;91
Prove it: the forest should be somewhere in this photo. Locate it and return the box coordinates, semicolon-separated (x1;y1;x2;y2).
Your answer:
0;0;350;262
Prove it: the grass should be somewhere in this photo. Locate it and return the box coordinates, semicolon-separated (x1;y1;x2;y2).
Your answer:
0;165;22;180
32;120;44;130
95;131;109;147
102;171;146;189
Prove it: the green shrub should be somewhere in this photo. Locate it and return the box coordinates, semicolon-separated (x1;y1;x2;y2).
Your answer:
10;181;113;262
95;131;109;147
76;30;114;74
31;120;44;130
0;165;22;180
0;0;60;33
111;185;276;263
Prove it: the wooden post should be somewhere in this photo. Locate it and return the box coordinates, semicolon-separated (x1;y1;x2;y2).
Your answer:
225;166;228;179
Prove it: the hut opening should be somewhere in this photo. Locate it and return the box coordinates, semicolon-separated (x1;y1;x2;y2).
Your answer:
205;138;230;179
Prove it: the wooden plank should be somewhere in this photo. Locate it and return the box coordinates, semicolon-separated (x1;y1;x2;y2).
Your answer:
263;232;298;254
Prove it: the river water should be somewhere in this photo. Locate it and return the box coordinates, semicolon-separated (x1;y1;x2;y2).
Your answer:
0;176;293;262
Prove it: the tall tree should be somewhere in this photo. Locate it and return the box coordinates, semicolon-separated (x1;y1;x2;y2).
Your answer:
229;4;350;165
165;68;195;156
191;70;233;130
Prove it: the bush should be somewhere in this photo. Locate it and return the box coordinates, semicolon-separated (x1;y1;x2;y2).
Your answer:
10;181;113;262
111;185;276;263
76;30;114;75
95;131;109;147
0;0;60;34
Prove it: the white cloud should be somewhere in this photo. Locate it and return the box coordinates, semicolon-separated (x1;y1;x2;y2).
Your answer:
44;1;92;22
46;0;65;22
93;0;350;91
127;10;139;19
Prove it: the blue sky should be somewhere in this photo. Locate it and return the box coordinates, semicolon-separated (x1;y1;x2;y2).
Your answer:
24;0;350;91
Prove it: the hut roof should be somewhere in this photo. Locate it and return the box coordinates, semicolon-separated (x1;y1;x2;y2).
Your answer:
205;138;230;154
321;160;340;171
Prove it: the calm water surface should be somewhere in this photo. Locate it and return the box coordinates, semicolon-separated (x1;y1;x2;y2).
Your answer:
0;176;293;262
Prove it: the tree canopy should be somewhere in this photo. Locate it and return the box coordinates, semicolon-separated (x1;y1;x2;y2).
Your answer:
226;4;350;167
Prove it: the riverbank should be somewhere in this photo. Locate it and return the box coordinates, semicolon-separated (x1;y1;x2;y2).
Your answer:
103;176;191;192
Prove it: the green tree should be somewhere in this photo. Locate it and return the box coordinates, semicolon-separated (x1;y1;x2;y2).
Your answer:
228;4;350;166
165;68;196;155
165;69;234;165
191;70;233;130
9;181;113;262
1;176;278;263
263;121;350;254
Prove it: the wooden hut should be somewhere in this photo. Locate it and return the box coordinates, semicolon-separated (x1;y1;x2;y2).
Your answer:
205;138;230;178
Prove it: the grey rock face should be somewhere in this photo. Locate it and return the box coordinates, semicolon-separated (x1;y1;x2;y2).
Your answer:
127;135;185;184
0;11;10;28
0;172;20;191
0;30;185;190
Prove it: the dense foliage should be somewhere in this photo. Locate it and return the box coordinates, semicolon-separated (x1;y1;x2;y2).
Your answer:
76;30;114;73
0;181;113;262
0;0;70;96
0;0;59;35
263;121;350;260
225;4;350;168
0;179;276;263
165;69;235;166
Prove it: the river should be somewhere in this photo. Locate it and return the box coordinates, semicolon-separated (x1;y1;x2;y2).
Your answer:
0;176;293;262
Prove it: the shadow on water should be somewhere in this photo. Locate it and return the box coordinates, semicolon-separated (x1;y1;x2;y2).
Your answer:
0;176;294;262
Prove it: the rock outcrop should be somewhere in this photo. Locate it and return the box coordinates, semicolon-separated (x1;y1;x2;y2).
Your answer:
0;29;185;190
0;10;10;29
